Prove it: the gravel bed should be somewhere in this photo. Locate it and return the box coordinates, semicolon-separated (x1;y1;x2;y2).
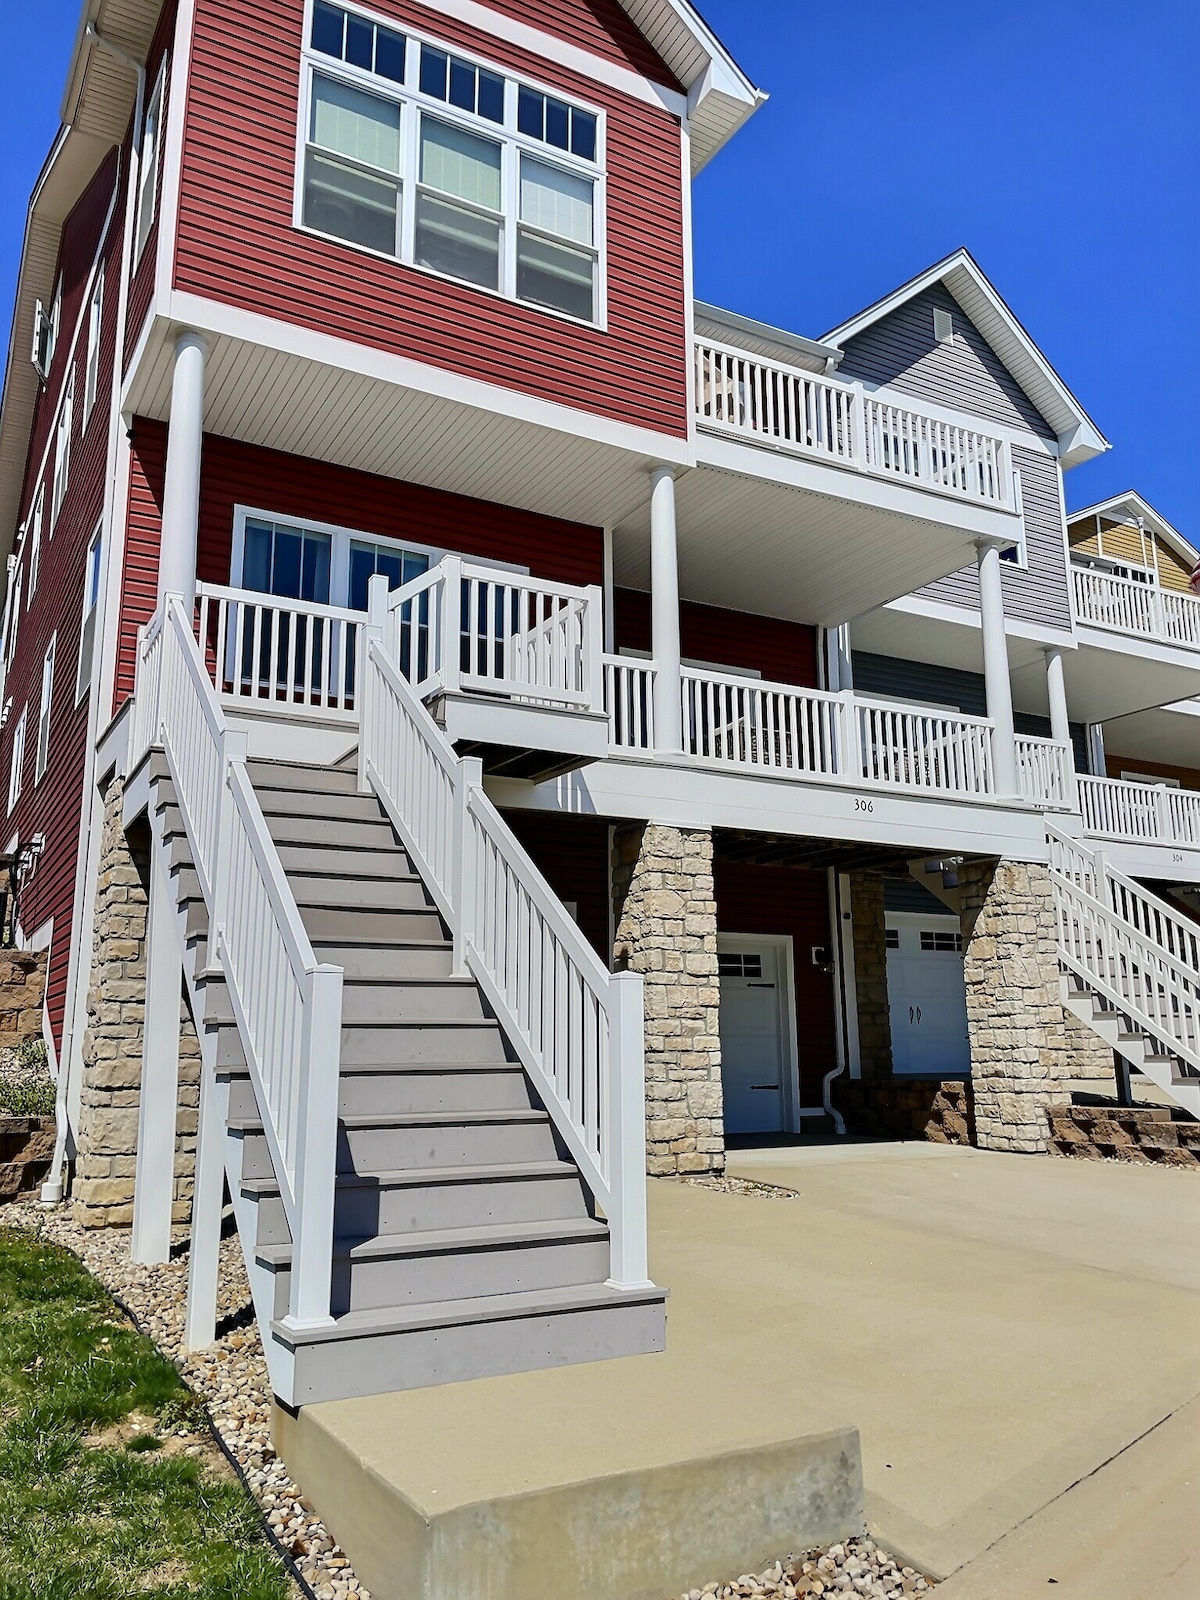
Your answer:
680;1174;801;1198
9;1200;369;1600
675;1540;932;1598
0;1041;54;1093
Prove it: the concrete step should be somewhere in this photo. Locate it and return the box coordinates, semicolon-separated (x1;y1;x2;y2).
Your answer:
272;1281;668;1405
205;976;486;1027
259;1217;613;1316
247;759;361;796
224;1061;534;1120
232;1109;559;1178
242;1160;589;1244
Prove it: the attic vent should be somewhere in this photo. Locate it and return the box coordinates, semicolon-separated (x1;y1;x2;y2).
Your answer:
933;308;954;344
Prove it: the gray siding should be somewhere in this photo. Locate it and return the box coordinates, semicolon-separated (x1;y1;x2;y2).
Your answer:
918;444;1072;629
852;651;1088;772
837;283;1054;438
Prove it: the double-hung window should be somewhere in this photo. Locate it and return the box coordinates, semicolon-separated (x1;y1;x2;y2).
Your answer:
135;62;166;263
25;489;43;601
83;269;104;424
7;706;26;815
76;526;103;702
51;375;73;525
35;637;55;784
299;4;604;324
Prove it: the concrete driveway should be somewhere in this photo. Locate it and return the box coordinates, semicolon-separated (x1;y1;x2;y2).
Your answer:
723;1141;1200;1582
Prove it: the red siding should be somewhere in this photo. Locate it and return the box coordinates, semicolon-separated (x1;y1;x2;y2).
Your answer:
713;860;838;1103
614;588;820;688
113;426;604;708
124;0;178;369
479;0;680;86
502;810;611;964
0;155;126;1054
173;0;688;437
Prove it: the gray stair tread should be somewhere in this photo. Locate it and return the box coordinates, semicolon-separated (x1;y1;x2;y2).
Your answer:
271;1280;667;1347
221;1059;524;1082
240;1159;578;1199
230;1108;548;1133
257;1216;609;1269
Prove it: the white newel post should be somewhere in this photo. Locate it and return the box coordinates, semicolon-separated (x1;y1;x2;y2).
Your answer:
977;540;1018;796
130;819;184;1265
1044;646;1078;808
158;331;208;604
649;466;683;755
284;961;342;1330
439;555;463;695
185;1050;228;1351
451;757;484;976
606;969;652;1290
584;583;605;713
359;573;389;793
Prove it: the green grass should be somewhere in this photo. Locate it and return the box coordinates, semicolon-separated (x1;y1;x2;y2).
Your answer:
0;1226;293;1599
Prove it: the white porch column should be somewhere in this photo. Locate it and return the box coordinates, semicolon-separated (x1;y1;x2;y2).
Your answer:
130;843;182;1265
649;466;683;754
977;540;1018;796
1044;647;1071;746
157;330;208;603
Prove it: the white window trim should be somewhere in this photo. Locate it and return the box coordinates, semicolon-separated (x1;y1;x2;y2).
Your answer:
4;564;20;670
83;269;105;424
999;468;1028;568
25;487;44;603
135;59;168;265
229;504;527;604
76;524;103;704
35;635;55;785
7;705;26;815
293;0;609;330
51;373;74;526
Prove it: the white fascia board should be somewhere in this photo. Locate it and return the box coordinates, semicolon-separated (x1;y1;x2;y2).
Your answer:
1074;621;1200;673
1069;491;1196;564
883;591;1079;651
1097;839;1200;884
489;755;1052;863
695;301;842;372
143;291;696;468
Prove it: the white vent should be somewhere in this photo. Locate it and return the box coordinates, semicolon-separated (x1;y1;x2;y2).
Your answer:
933;307;954;344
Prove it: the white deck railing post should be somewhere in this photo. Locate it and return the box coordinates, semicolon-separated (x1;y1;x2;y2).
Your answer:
849;381;867;471
584;583;605;713
440;555;463;696
283;961;342;1331
1154;784;1172;843
605;970;651;1290
359;574;389;793
838;689;862;780
211;725;248;964
452;757;484;977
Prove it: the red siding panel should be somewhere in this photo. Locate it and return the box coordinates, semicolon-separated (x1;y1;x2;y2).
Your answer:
713;860;838;1103
113;427;604;708
174;0;687;437
502;811;610;964
479;0;681;86
0;157;126;1054
614;588;820;688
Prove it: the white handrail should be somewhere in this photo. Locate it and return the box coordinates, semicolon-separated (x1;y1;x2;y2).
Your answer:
1048;824;1200;1076
1015;735;1075;808
1079;774;1200;847
132;594;342;1329
360;575;652;1289
195;582;364;719
694;336;1010;509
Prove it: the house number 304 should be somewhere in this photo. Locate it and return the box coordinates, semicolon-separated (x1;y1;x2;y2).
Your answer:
855;797;874;813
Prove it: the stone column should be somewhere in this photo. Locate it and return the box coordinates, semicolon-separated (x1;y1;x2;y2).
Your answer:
849;873;892;1079
72;777;199;1227
612;822;723;1174
958;858;1070;1152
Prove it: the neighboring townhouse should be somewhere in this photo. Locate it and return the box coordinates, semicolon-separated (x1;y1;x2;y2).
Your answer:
0;0;1196;1440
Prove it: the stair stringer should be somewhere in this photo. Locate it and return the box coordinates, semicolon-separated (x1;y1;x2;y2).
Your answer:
146;767;296;1399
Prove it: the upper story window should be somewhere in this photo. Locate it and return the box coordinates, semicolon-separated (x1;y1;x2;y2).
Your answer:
234;509;433;610
76;525;103;703
83;269;105;424
35;636;55;784
51;373;73;526
25;488;44;601
299;4;605;326
4;563;20;670
31;276;62;382
135;61;167;264
7;705;26;815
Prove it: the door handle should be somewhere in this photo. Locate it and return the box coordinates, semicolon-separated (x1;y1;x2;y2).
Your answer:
916;1006;922;1023
750;1084;780;1091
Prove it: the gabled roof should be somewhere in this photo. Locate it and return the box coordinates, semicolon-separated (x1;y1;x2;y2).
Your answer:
821;248;1110;470
1068;492;1196;566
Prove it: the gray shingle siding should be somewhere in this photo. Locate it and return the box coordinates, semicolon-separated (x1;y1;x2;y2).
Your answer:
837;283;1054;439
918;444;1071;629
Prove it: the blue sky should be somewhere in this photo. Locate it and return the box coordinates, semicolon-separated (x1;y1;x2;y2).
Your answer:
1;2;1193;527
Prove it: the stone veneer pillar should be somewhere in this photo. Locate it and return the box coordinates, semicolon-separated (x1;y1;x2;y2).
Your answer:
958;858;1071;1153
849;873;892;1079
72;777;200;1227
612;822;724;1175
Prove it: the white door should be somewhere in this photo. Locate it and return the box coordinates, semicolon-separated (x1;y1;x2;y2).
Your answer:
886;913;970;1076
719;945;787;1134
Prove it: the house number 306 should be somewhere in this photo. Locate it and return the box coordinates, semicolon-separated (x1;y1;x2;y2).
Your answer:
855;797;874;813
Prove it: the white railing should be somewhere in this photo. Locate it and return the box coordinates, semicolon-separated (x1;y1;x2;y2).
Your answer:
1071;565;1200;652
195;583;364;719
1048;824;1200;1075
132;594;342;1330
388;556;604;711
605;656;656;751
359;575;651;1289
1079;775;1200;849
694;336;1011;510
851;696;995;795
1015;735;1075;808
681;667;843;776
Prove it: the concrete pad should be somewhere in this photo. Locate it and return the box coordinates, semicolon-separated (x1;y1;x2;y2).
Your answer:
725;1144;1200;1576
933;1394;1200;1599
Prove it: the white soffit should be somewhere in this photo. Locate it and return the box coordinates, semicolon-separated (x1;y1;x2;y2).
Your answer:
1068;491;1196;566
822;248;1110;470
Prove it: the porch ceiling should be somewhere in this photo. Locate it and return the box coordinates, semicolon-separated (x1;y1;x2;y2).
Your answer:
713;831;931;874
1027;634;1200;725
613;461;1018;629
1100;701;1200;772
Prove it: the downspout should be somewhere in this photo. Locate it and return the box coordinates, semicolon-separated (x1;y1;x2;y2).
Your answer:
42;27;146;1204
